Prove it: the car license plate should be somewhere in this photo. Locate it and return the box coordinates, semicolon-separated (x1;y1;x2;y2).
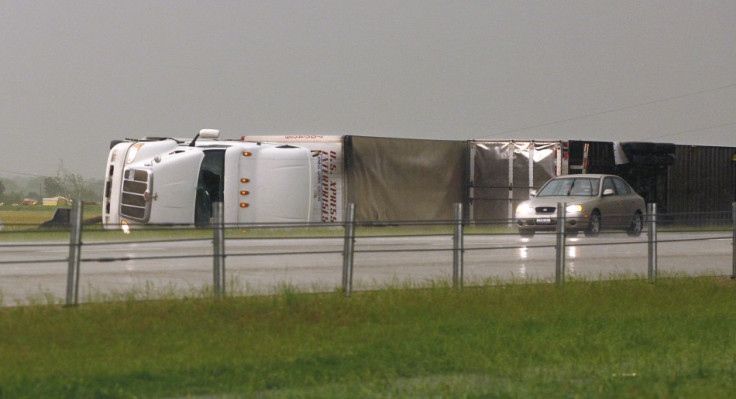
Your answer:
536;217;552;224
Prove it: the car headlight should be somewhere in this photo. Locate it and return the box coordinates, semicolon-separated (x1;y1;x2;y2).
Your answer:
516;203;533;214
566;204;583;213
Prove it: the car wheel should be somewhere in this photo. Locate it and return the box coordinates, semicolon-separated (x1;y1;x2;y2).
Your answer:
519;228;535;238
584;211;601;237
627;212;643;237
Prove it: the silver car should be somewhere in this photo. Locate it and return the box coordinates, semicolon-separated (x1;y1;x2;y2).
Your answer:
515;174;646;237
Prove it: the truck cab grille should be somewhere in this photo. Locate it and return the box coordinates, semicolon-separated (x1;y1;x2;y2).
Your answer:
120;168;151;221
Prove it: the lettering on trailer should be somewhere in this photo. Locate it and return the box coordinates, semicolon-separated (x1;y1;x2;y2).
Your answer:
317;150;339;222
285;135;325;140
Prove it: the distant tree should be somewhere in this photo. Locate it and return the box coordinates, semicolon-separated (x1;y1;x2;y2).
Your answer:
78;179;103;202
61;170;84;199
41;161;103;202
0;180;5;196
1;191;21;204
44;177;64;197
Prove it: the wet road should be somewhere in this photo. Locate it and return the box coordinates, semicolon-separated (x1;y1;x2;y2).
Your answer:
0;231;733;305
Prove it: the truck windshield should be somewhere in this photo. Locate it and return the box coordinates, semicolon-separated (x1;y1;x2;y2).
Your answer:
538;178;600;197
195;149;225;225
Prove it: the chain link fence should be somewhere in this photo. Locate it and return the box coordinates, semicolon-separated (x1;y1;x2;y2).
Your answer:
1;201;734;307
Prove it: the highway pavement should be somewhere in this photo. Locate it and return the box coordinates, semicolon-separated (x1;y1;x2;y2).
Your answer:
0;231;733;306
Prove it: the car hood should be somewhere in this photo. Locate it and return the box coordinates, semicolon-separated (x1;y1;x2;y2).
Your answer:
524;196;597;207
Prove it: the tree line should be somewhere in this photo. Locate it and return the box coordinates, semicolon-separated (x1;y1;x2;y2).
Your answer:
0;168;102;205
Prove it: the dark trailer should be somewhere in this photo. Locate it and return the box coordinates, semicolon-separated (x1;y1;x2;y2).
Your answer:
567;141;736;225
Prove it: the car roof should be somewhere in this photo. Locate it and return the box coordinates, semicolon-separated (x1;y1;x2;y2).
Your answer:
552;174;617;179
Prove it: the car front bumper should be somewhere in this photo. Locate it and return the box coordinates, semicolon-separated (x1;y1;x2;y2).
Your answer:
516;215;590;231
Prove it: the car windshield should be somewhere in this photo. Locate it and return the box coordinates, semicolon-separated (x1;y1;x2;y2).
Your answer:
537;178;600;197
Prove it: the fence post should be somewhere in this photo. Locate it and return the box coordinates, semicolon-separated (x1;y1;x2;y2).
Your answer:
453;203;464;289
65;199;83;307
647;203;657;283
732;202;736;279
555;202;566;285
213;201;225;299
342;203;356;296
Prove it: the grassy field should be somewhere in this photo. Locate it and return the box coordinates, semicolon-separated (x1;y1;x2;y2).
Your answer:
1;277;736;398
0;204;101;228
0;205;61;227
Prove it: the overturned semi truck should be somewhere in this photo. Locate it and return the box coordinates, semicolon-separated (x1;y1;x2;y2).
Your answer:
102;130;343;229
104;131;731;228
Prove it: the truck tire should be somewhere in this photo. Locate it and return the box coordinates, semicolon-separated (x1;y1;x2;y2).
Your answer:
621;142;657;155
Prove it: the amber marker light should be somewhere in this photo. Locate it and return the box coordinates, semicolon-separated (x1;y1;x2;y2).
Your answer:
240;190;249;195
241;178;250;183
242;151;252;157
240;203;249;208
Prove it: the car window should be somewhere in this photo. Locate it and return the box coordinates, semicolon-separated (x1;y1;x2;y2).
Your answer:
612;177;631;195
538;178;599;197
569;179;598;196
602;177;616;194
538;179;573;196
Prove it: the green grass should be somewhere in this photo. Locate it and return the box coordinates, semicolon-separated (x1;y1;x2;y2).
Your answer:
0;205;59;227
0;204;101;230
2;277;736;398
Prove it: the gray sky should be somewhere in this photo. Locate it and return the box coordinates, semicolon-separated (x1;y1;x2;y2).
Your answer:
2;0;735;179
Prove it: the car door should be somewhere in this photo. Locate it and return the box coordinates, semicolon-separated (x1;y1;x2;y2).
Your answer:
599;177;624;227
612;176;639;221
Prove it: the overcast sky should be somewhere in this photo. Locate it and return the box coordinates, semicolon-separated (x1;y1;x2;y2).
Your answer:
2;0;735;179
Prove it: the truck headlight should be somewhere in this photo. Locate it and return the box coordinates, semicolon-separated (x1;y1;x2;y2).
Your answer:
125;143;143;164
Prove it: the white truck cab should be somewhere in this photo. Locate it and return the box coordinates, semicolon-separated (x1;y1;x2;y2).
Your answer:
103;129;317;229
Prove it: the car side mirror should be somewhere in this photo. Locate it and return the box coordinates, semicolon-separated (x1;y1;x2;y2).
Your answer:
603;188;615;196
529;189;537;198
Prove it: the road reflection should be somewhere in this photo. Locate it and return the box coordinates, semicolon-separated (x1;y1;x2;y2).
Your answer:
517;245;528;277
515;237;581;276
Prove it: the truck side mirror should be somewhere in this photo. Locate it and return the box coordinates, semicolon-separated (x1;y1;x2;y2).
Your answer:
190;129;220;147
199;129;220;139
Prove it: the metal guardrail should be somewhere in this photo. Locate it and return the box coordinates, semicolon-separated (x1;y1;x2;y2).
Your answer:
0;201;735;306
